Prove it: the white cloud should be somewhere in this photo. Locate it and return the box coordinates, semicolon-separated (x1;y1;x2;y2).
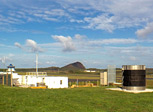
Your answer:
136;22;153;38
52;35;75;52
84;14;147;32
88;38;138;45
26;39;44;53
44;9;69;17
57;0;153;32
105;46;153;57
0;25;26;32
15;39;44;53
74;34;86;39
84;14;115;32
51;34;141;54
33;13;58;22
70;19;84;23
0;2;70;26
14;42;22;48
109;0;153;18
1;0;153;32
0;14;24;25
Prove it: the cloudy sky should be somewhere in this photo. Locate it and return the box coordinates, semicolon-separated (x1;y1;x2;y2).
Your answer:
1;0;153;68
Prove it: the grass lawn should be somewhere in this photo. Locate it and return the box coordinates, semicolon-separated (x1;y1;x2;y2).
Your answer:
0;85;153;112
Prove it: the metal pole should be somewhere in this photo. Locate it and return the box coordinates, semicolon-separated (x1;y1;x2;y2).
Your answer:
77;74;78;87
11;69;12;87
36;53;38;76
77;78;78;87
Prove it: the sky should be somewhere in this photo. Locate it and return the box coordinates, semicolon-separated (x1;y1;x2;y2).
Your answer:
0;0;153;69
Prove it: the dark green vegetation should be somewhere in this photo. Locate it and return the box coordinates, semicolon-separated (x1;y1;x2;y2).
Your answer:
0;85;153;112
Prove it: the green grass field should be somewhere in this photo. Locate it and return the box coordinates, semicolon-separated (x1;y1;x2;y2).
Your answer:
0;85;153;112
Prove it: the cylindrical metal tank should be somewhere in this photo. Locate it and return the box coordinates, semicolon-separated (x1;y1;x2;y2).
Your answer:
122;65;146;90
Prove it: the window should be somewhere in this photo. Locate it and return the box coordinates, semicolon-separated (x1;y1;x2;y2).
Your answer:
60;80;62;85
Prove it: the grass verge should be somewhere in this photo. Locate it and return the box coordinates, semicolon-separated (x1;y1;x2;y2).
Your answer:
0;85;153;112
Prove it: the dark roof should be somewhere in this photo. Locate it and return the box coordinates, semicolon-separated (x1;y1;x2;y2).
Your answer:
7;64;15;68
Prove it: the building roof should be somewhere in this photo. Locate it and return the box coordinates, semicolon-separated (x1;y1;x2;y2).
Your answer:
7;64;15;68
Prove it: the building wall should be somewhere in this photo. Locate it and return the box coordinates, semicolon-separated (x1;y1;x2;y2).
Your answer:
84;70;96;72
24;76;43;87
45;77;68;88
23;75;68;88
12;73;22;84
0;75;4;85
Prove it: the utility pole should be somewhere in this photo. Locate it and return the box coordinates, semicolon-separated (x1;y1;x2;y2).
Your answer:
77;74;78;87
36;53;38;76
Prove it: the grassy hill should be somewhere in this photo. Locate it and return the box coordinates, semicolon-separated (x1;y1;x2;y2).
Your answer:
0;85;153;112
61;62;86;71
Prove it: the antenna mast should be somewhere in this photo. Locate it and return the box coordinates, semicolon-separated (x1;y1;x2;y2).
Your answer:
36;53;38;75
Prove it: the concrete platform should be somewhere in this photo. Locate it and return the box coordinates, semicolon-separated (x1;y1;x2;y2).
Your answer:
106;88;153;93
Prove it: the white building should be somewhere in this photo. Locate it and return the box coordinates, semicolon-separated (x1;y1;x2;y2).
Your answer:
84;70;96;73
0;72;68;89
23;75;68;89
1;64;68;89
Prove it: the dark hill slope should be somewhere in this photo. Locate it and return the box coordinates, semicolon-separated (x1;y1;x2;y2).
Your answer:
61;62;86;71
